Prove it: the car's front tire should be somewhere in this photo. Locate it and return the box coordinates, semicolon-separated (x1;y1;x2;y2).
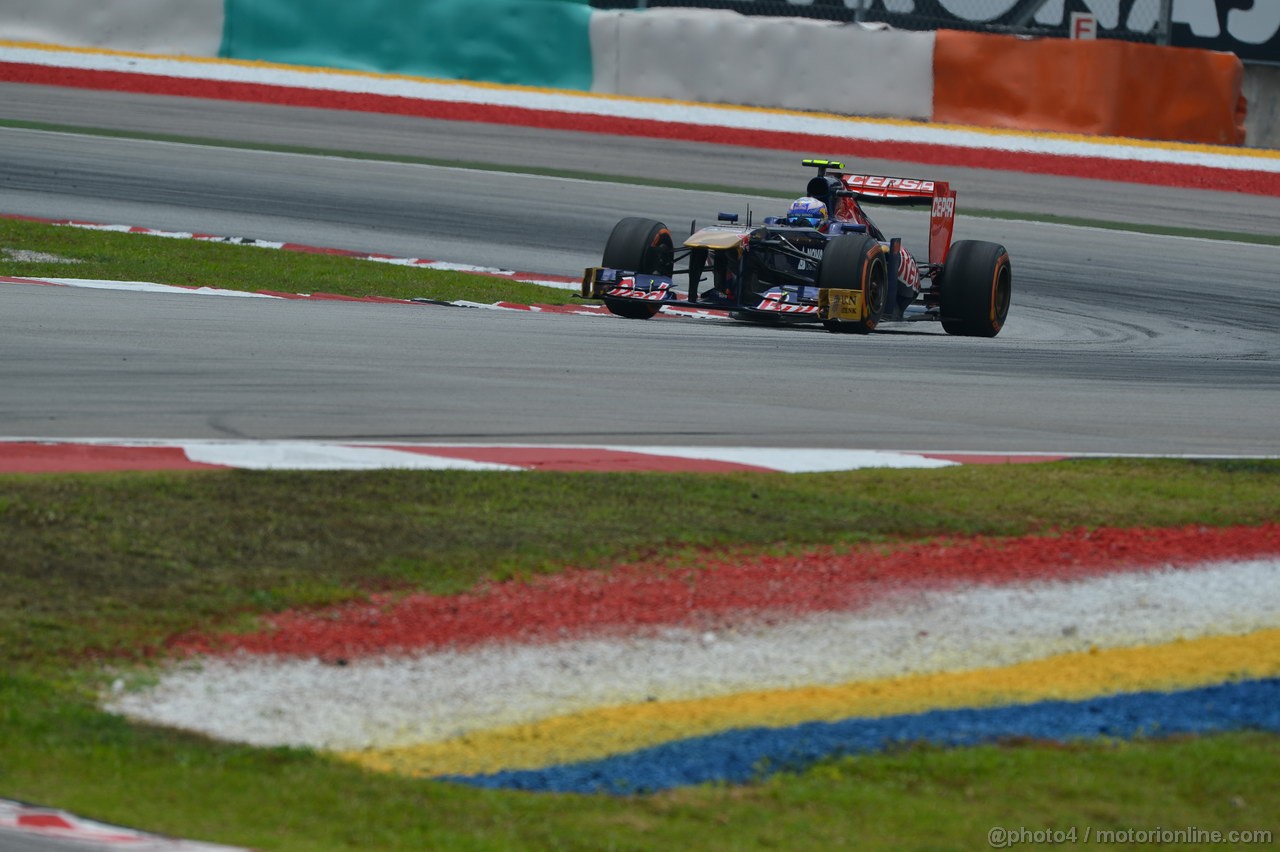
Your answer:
601;218;674;320
818;234;887;334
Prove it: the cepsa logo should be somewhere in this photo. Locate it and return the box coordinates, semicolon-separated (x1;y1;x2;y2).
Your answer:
845;175;935;193
932;196;955;219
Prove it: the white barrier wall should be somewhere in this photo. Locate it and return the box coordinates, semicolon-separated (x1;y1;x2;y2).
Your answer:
0;0;223;56
1244;64;1280;149
590;9;934;121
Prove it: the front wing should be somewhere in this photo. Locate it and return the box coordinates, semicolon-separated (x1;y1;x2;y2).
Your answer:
581;266;868;323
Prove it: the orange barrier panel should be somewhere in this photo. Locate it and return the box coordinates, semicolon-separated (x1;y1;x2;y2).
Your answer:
934;30;1246;146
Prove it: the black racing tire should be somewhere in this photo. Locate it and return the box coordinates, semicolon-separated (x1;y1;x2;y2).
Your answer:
939;240;1012;338
601;217;674;320
817;234;888;334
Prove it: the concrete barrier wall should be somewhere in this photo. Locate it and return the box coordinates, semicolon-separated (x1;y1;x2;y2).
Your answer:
1243;64;1280;150
933;30;1246;147
0;1;1263;148
590;10;934;122
589;13;1245;146
0;0;223;56
221;0;594;90
0;0;594;90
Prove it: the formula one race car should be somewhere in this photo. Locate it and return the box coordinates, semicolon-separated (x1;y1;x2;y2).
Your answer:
580;159;1011;337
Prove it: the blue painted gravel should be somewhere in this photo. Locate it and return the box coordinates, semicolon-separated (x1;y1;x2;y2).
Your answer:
443;679;1280;794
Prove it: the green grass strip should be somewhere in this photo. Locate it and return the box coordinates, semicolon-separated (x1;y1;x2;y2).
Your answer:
0;118;764;199
0;216;580;303
964;208;1280;247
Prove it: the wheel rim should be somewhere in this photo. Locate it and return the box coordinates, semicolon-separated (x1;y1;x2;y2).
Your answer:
867;257;887;318
992;262;1011;325
648;233;674;277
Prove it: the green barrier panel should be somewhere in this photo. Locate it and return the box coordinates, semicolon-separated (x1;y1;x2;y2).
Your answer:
220;0;593;90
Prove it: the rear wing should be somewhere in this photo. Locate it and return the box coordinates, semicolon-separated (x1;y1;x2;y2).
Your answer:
802;159;957;266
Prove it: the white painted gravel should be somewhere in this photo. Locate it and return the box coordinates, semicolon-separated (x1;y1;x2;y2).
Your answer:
104;558;1280;750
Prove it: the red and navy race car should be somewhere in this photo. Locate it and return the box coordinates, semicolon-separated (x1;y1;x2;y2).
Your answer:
580;159;1011;337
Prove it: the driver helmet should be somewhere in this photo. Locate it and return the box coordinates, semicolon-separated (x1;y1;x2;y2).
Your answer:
786;196;828;228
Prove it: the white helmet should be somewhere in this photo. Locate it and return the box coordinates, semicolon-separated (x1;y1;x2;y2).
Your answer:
786;196;828;228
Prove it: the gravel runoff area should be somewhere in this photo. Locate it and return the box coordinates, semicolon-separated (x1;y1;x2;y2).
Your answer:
106;525;1280;793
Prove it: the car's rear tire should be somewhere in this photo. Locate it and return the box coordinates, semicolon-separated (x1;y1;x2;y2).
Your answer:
940;240;1011;338
601;217;674;320
818;234;887;334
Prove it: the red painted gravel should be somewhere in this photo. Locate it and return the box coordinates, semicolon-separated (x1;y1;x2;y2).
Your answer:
170;523;1280;660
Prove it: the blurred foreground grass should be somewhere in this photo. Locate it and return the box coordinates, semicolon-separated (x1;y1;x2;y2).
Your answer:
4;459;1279;672
2;433;1277;852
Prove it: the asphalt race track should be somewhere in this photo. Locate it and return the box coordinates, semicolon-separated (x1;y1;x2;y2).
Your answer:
1;85;1278;455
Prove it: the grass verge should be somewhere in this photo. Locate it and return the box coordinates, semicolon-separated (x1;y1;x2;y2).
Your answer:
0;216;579;304
1;461;1278;849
